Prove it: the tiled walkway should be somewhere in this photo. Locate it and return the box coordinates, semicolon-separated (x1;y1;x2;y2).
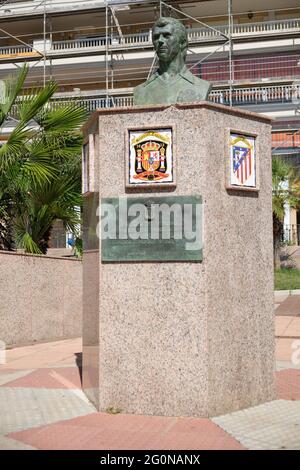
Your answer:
275;291;300;363
0;294;299;450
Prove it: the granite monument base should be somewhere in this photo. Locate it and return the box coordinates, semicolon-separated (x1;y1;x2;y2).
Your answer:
82;102;275;417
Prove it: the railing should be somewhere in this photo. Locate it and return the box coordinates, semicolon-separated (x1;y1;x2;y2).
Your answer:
188;18;300;42
9;83;298;116
51;32;150;51
210;84;300;106
51;32;150;52
1;18;299;58
45;84;300;112
50;96;135;112
0;44;36;56
282;225;300;246
51;18;300;52
52;37;107;51
122;32;150;46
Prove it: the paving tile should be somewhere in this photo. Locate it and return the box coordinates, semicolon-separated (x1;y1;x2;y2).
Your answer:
2;367;82;389
151;418;244;450
284;318;300;337
0;435;37;450
0;387;95;434
276;361;300;371
229;423;300;450
275;296;300;317
46;359;80;368
274;292;290;302
276;338;297;361
213;400;300;450
277;369;300;400
3;338;82;370
9;413;244;450
0;369;34;386
3;354;76;370
275;316;294;337
1;339;300;451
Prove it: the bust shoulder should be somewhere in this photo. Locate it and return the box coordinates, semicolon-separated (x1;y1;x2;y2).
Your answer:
183;70;212;91
133;73;160;105
179;68;212;97
133;83;144;105
193;76;213;96
137;73;157;89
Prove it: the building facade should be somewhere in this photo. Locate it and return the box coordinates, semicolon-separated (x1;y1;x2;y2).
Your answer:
0;0;299;243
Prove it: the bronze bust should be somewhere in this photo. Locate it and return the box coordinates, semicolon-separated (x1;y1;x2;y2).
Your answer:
133;17;212;106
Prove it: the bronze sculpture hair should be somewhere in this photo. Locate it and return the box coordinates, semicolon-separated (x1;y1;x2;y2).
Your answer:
152;17;188;60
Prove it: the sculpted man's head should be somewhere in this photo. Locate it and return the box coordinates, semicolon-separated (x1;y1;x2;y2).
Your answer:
152;17;188;64
133;16;212;105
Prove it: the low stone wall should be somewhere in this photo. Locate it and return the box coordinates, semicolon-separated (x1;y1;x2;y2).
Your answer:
0;251;82;346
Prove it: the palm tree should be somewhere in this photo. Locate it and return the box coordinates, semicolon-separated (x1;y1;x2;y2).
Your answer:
272;156;300;268
13;157;83;254
0;64;86;253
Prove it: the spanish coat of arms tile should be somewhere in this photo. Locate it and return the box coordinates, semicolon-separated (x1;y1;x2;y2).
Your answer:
128;128;174;186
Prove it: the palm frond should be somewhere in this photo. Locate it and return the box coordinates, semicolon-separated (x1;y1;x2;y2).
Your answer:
14;229;43;254
0;125;32;170
22;139;58;183
272;156;300;222
0;64;85;254
33;132;83;162
30;175;82;208
22;161;56;185
39;105;87;132
17;81;58;124
0;64;28;127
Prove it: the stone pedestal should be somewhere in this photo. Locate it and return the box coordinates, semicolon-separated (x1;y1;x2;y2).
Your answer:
82;102;275;417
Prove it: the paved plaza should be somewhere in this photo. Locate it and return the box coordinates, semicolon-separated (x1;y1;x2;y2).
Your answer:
0;295;299;450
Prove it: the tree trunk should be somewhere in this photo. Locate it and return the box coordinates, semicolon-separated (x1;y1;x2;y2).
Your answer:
273;213;283;270
37;224;53;255
0;202;15;251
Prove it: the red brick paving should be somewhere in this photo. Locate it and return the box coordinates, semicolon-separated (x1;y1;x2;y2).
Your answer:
276;369;300;400
8;413;245;450
2;357;300;450
1;367;82;389
5;367;299;399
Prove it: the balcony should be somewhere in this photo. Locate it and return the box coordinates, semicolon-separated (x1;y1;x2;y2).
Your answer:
210;84;300;106
44;18;300;53
44;83;300;113
0;18;299;60
0;44;40;59
0;0;103;19
188;18;300;42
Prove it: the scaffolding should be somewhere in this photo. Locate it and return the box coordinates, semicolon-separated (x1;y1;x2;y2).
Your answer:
104;0;235;106
0;0;299;110
0;0;50;86
0;0;233;101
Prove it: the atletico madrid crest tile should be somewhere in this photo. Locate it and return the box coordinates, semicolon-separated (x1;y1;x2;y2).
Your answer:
229;133;256;189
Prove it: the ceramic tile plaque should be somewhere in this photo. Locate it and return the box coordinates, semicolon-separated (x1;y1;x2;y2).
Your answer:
229;133;257;189
127;128;175;188
101;195;202;262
